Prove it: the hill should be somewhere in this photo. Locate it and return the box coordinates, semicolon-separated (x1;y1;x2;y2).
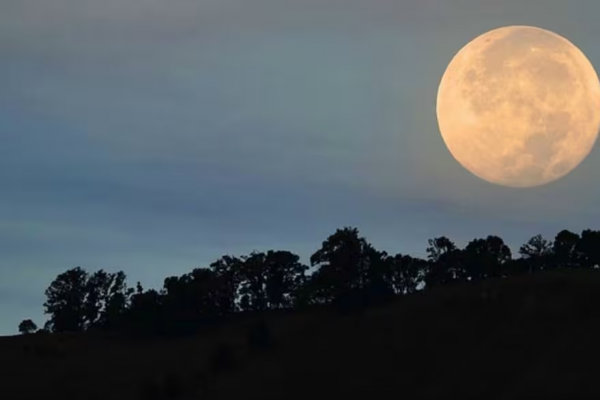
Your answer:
3;269;600;400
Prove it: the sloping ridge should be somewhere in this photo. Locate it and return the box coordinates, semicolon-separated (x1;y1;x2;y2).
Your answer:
210;270;600;400
3;269;600;400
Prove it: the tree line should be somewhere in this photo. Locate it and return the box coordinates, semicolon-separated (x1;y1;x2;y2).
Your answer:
17;227;600;336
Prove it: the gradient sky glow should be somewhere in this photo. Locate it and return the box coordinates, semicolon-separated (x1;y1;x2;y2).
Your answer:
2;0;600;335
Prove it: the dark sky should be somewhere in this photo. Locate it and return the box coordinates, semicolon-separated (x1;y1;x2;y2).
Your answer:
2;0;600;335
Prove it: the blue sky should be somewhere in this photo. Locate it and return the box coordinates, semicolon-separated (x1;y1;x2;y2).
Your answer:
2;0;600;335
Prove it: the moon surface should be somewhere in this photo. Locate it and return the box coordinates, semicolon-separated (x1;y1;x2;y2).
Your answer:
436;25;600;187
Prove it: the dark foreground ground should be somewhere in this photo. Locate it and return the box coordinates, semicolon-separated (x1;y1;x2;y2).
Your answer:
3;269;600;400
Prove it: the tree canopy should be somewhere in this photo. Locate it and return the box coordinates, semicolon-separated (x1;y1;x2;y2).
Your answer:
20;227;600;336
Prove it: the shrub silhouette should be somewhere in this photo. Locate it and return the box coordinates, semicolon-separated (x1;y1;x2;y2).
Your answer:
18;319;38;334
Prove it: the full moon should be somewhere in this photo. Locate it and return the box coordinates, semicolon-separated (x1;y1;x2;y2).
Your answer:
436;25;600;187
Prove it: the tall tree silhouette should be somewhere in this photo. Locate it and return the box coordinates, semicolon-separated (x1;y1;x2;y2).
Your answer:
83;270;111;328
577;229;600;269
43;267;133;333
426;236;457;262
519;234;553;273
125;283;164;335
552;230;581;270
85;270;133;330
232;250;308;311
463;236;512;280
361;247;395;305
260;250;307;310
43;267;89;332
100;271;134;330
309;227;365;304
425;236;465;287
309;227;392;306
238;252;269;312
160;268;232;334
388;254;426;294
160;273;196;334
209;255;244;313
31;226;600;339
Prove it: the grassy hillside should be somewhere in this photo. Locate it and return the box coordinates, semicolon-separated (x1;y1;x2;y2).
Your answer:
3;269;600;400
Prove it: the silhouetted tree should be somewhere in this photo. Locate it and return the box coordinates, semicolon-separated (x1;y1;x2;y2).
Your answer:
362;247;396;305
84;270;134;330
83;269;110;328
388;254;426;295
125;284;165;336
309;227;385;305
43;267;133;333
264;250;308;309
552;230;581;270
292;275;321;309
463;236;512;280
519;234;552;273
161;270;209;334
18;319;37;334
158;274;190;335
42;320;53;333
425;236;465;286
237;253;268;312
426;236;457;263
28;226;600;339
577;229;600;269
209;255;244;313
189;268;234;318
236;250;307;311
159;266;245;335
101;271;134;329
44;267;89;332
